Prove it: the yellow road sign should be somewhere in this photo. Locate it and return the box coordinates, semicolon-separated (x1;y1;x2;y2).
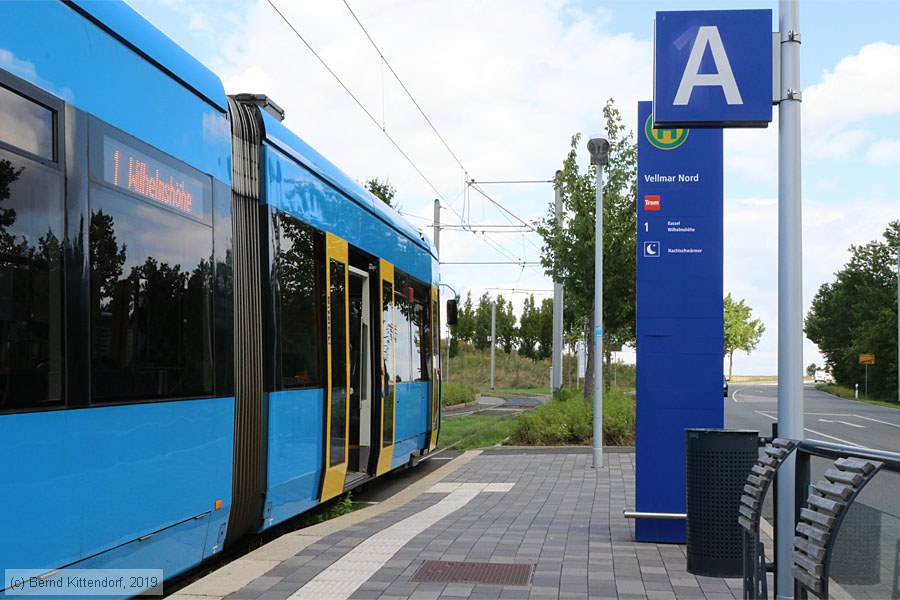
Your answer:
859;354;875;365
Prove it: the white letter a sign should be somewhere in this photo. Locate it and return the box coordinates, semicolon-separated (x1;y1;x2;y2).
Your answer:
673;26;743;106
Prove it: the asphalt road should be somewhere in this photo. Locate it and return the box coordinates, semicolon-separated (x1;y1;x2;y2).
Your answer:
725;381;900;452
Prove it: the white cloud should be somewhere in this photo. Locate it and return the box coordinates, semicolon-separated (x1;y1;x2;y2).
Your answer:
725;42;900;177
722;186;894;376
804;42;900;160
866;138;900;165
212;1;652;204
805;42;900;131
125;2;900;376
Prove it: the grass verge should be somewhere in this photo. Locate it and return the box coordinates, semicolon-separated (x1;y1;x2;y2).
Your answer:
438;414;517;451
815;383;899;408
296;493;357;527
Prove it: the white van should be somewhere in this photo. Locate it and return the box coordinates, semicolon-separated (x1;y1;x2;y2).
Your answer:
814;369;834;384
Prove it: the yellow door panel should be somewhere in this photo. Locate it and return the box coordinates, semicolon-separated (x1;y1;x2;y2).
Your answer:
376;259;396;476
428;285;440;451
321;233;350;502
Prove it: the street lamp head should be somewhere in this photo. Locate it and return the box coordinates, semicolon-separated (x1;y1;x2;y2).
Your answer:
587;138;610;166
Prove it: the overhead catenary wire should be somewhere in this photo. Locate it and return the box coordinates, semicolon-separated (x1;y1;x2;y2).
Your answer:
442;261;541;265
485;287;553;293
470;179;554;185
266;0;446;203
341;0;546;250
467;183;544;256
269;0;546;275
468;183;538;234
341;0;467;175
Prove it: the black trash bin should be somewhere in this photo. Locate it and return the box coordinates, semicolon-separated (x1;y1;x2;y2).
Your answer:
686;428;759;577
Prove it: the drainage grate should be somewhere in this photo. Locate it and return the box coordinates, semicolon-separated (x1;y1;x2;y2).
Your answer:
411;560;533;586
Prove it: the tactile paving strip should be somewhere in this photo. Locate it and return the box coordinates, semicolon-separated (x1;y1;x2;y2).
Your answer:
411;560;533;586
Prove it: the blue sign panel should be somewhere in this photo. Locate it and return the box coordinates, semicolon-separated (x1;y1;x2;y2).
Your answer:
635;101;724;543
654;9;772;127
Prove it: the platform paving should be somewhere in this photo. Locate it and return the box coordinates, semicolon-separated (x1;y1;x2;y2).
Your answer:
172;448;744;600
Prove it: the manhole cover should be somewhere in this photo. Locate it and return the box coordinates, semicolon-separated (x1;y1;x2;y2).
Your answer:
411;560;533;586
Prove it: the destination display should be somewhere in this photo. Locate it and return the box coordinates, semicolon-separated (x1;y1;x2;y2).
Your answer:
635;101;724;543
103;136;208;219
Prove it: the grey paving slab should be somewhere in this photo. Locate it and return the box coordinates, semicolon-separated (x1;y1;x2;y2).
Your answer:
182;449;747;600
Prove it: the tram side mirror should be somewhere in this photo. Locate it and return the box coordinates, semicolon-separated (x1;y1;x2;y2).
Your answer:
446;297;458;326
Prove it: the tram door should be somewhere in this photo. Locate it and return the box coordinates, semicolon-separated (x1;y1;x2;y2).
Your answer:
321;234;350;502
428;285;440;451
347;266;372;478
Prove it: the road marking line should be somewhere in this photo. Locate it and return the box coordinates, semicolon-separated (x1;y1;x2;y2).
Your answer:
753;412;861;446
287;482;513;600
817;419;865;428
733;388;777;403
804;428;861;447
853;414;900;428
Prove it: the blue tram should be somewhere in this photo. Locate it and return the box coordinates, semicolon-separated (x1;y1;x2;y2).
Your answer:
0;0;441;591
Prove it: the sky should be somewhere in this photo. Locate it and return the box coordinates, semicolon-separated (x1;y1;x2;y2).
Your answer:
125;0;899;376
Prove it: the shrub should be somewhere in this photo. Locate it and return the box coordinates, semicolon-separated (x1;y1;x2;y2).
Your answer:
442;382;475;407
509;387;635;446
603;389;636;446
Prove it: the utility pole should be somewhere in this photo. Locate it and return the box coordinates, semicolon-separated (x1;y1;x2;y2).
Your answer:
776;1;803;596
552;171;564;392
588;137;609;470
490;301;497;390
433;199;440;256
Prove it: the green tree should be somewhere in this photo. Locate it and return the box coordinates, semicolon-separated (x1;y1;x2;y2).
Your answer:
495;295;517;354
518;295;540;359
723;293;766;380
470;293;517;353
473;292;493;351
453;291;475;345
536;298;554;361
518;295;554;360
806;363;818;377
365;177;397;208
535;99;636;398
806;221;899;401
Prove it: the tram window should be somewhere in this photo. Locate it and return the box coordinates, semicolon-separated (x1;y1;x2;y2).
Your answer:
393;275;412;383
0;85;55;162
329;259;347;467
410;302;424;381
89;185;214;402
274;213;322;389
382;279;394;447
0;149;64;410
419;298;431;383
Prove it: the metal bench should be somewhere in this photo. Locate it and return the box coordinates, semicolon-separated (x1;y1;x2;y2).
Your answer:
792;456;884;598
738;438;797;599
